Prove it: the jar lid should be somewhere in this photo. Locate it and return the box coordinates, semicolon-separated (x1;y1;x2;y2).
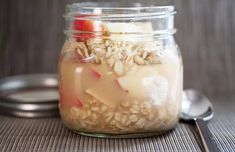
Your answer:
0;74;59;118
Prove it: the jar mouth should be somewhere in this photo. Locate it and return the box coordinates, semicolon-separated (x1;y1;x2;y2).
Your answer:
64;2;176;38
65;2;176;21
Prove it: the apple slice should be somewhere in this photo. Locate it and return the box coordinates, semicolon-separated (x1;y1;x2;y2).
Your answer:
105;22;153;41
136;22;154;32
73;15;105;41
59;91;83;108
117;66;169;105
90;68;101;79
85;89;115;108
117;66;159;100
115;79;128;93
105;22;142;33
74;97;83;108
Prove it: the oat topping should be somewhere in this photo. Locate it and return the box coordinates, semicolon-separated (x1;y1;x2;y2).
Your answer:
62;38;164;75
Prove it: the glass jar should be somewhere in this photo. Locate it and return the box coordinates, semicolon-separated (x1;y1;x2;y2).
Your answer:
59;2;183;138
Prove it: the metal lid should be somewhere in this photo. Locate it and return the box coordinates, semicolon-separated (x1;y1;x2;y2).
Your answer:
0;74;59;118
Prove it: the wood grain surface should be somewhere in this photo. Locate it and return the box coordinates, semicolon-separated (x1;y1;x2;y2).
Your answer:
0;0;234;98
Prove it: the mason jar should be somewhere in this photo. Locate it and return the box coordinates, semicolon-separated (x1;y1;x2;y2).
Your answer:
59;2;183;138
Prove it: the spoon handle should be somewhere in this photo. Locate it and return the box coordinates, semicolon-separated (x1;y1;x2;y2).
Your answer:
195;119;220;152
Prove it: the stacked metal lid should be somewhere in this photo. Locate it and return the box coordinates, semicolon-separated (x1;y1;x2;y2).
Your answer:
0;74;59;118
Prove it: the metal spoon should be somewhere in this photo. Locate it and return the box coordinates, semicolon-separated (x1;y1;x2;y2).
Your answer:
181;89;220;152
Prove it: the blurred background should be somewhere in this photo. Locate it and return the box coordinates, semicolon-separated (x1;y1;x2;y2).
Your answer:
0;0;234;99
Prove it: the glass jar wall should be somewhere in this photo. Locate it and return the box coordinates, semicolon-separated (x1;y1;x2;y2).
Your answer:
59;2;183;138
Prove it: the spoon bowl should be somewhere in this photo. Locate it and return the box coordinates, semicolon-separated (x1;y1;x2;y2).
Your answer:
181;89;213;121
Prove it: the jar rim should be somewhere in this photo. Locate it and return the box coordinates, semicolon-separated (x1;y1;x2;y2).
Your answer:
65;2;176;21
